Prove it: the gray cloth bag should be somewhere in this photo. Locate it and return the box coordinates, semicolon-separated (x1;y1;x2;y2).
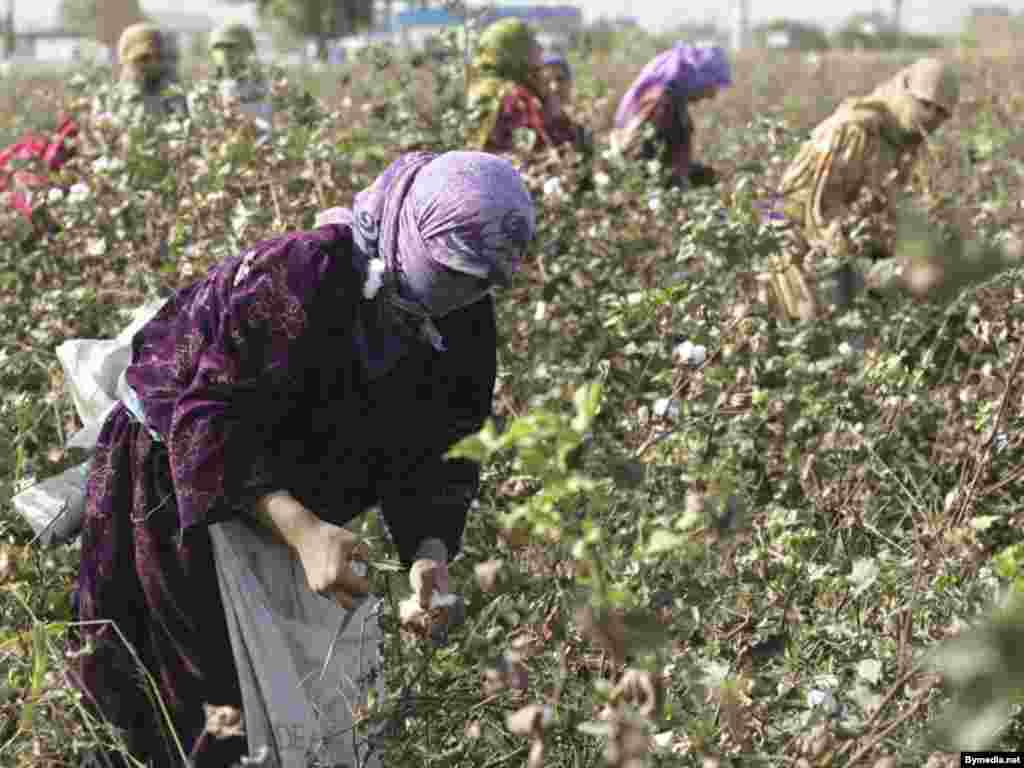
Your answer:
208;518;384;768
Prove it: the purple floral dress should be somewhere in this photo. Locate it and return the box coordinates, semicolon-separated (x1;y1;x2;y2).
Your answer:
72;223;496;767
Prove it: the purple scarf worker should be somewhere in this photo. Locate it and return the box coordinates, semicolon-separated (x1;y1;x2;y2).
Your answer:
72;151;536;768
611;43;732;189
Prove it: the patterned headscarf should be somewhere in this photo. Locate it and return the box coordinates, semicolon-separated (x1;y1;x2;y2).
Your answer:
316;151;536;377
474;19;538;86
543;53;572;82
614;44;732;129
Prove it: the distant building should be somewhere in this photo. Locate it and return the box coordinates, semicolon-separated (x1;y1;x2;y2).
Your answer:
12;11;214;65
393;5;582;50
969;4;1011;16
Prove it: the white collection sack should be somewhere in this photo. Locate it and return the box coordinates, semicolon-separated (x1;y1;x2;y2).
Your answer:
56;298;168;452
209;518;385;768
12;299;168;544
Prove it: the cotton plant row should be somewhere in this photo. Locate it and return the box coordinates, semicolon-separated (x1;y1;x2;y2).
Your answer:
2;49;1024;766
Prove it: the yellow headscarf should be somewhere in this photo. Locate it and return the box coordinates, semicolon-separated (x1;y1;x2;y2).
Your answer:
467;19;541;149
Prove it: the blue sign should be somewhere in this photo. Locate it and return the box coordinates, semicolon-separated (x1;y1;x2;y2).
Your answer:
395;8;461;28
481;6;582;22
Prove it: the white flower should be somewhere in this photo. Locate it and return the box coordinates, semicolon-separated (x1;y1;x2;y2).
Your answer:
543;177;564;198
67;183;90;205
46;188;64;204
364;258;386;299
594;172;611;188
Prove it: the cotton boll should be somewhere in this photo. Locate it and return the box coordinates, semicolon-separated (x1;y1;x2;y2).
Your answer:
543;177;564;198
652;397;680;420
673;341;707;367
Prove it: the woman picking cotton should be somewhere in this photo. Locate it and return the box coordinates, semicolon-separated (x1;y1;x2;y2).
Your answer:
207;22;274;140
611;43;732;190
542;52;574;105
761;58;963;322
467;19;585;154
72;151;536;768
101;23;189;121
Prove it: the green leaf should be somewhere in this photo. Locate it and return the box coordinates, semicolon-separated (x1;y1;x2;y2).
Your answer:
645;529;684;557
848;558;880;597
577;720;613;737
971;516;1000;532
621;609;670;656
572;380;604;434
18;623;48;732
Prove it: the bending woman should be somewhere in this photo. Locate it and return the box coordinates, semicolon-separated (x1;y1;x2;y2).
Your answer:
72;151;536;767
467;19;583;153
762;58;960;321
611;44;732;189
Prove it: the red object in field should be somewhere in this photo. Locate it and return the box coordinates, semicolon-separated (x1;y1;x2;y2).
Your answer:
0;116;79;223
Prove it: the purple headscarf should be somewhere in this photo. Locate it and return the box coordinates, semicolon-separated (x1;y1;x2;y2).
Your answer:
613;44;732;129
316;151;536;377
543;52;572;81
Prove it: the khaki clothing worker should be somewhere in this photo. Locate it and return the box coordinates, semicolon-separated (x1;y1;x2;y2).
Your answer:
763;58;959;322
108;23;188;120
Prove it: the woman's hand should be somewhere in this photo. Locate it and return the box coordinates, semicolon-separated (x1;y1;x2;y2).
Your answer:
252;492;370;609
409;558;450;610
296;520;371;609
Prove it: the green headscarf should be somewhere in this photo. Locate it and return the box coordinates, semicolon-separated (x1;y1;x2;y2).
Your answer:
467;19;541;149
474;18;536;84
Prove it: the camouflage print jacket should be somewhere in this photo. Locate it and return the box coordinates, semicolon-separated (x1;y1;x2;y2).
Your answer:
761;98;923;322
774;98;921;258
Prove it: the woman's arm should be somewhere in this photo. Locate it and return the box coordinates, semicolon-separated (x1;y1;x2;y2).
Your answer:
253;489;371;608
128;226;354;532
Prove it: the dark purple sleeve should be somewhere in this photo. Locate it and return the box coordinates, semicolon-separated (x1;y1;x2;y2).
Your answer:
126;225;353;531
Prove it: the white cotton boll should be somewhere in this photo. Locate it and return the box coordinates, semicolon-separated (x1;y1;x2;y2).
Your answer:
430;591;458;609
594;172;611;188
363;259;386;299
652;397;680;421
807;688;840;716
648;193;662;212
47;188;64;204
543;177;564;198
673;341;707;368
993;431;1009;454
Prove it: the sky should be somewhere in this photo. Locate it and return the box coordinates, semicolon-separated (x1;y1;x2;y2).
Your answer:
12;0;1017;38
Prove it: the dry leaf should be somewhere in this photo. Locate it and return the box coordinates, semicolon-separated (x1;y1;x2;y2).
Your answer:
475;559;504;592
575;606;627;666
202;704;244;739
506;704;550;737
610;669;663;719
0;544;17;583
